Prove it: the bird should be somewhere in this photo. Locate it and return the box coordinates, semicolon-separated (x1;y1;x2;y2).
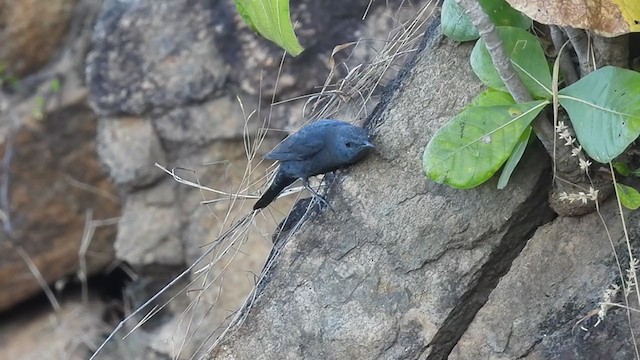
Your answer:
253;119;375;210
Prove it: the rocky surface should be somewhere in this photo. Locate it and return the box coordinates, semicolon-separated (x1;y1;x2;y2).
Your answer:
82;0;423;358
211;21;640;360
97;117;166;189
0;294;110;360
0;0;77;77
0;104;119;311
86;0;228;116
212;22;554;359
2;1;639;360
451;204;640;360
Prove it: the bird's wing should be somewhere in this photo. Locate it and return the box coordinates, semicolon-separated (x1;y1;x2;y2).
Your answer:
264;132;325;161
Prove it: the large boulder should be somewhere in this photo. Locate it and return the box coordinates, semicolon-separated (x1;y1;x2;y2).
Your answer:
84;1;433;358
211;21;640;360
212;22;556;359
0;0;77;77
0;104;119;311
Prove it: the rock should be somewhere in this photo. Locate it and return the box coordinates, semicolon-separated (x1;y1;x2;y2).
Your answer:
86;0;228;116
152;95;259;149
450;203;640;360
211;23;555;359
0;0;76;77
210;0;413;101
93;136;299;359
0;295;109;360
0;103;120;311
97;117;166;189
115;179;183;266
1;0;103;136
86;0;419;116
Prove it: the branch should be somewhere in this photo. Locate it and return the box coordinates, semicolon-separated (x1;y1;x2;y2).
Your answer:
563;27;592;76
455;0;532;101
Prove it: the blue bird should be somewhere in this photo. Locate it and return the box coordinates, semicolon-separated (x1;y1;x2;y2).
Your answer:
253;119;375;210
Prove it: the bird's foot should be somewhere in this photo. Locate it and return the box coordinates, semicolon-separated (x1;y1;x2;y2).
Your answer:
312;193;333;211
303;180;334;212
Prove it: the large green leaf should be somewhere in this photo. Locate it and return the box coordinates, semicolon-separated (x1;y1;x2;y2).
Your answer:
469;89;515;107
441;0;479;41
441;0;531;42
470;26;552;99
470;89;534;190
234;0;304;56
472;90;531;189
558;66;640;163
423;100;547;188
481;0;531;29
616;183;640;210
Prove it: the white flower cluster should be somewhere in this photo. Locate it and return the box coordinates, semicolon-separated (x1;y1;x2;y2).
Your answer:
558;187;599;204
555;120;598;204
555;120;591;173
596;283;620;327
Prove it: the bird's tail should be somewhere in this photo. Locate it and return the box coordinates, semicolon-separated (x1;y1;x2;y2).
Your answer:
253;172;297;210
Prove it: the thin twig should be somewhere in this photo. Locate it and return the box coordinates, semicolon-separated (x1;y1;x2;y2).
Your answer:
549;26;578;85
593;197;640;360
78;210;120;304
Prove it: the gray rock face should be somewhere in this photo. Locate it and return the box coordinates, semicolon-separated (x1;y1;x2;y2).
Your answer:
97;117;166;188
210;0;408;101
86;0;411;116
115;180;183;266
212;24;555;359
152;95;258;149
451;205;640;360
87;0;228;116
210;22;640;360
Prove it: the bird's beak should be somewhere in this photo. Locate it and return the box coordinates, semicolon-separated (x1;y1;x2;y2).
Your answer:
363;141;375;149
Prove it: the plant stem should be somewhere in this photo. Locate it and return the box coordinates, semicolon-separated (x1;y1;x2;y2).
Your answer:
564;27;592;76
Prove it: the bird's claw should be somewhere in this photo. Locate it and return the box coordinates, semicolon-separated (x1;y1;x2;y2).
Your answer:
303;180;334;212
312;193;334;212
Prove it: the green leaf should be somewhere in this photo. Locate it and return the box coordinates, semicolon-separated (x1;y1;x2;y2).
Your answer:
233;0;304;56
441;0;531;42
423;100;547;188
441;0;479;41
616;183;640;210
470;26;552;99
470;90;531;190
497;126;531;189
558;66;640;163
613;161;632;176
469;89;515;107
480;0;531;29
50;78;60;93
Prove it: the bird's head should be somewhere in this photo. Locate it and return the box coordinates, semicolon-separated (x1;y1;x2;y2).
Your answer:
335;126;375;163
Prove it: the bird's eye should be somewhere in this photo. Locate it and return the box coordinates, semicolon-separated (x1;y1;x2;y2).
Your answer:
345;142;353;148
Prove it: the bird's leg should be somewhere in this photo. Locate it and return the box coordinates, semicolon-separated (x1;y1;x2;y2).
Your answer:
302;178;333;211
